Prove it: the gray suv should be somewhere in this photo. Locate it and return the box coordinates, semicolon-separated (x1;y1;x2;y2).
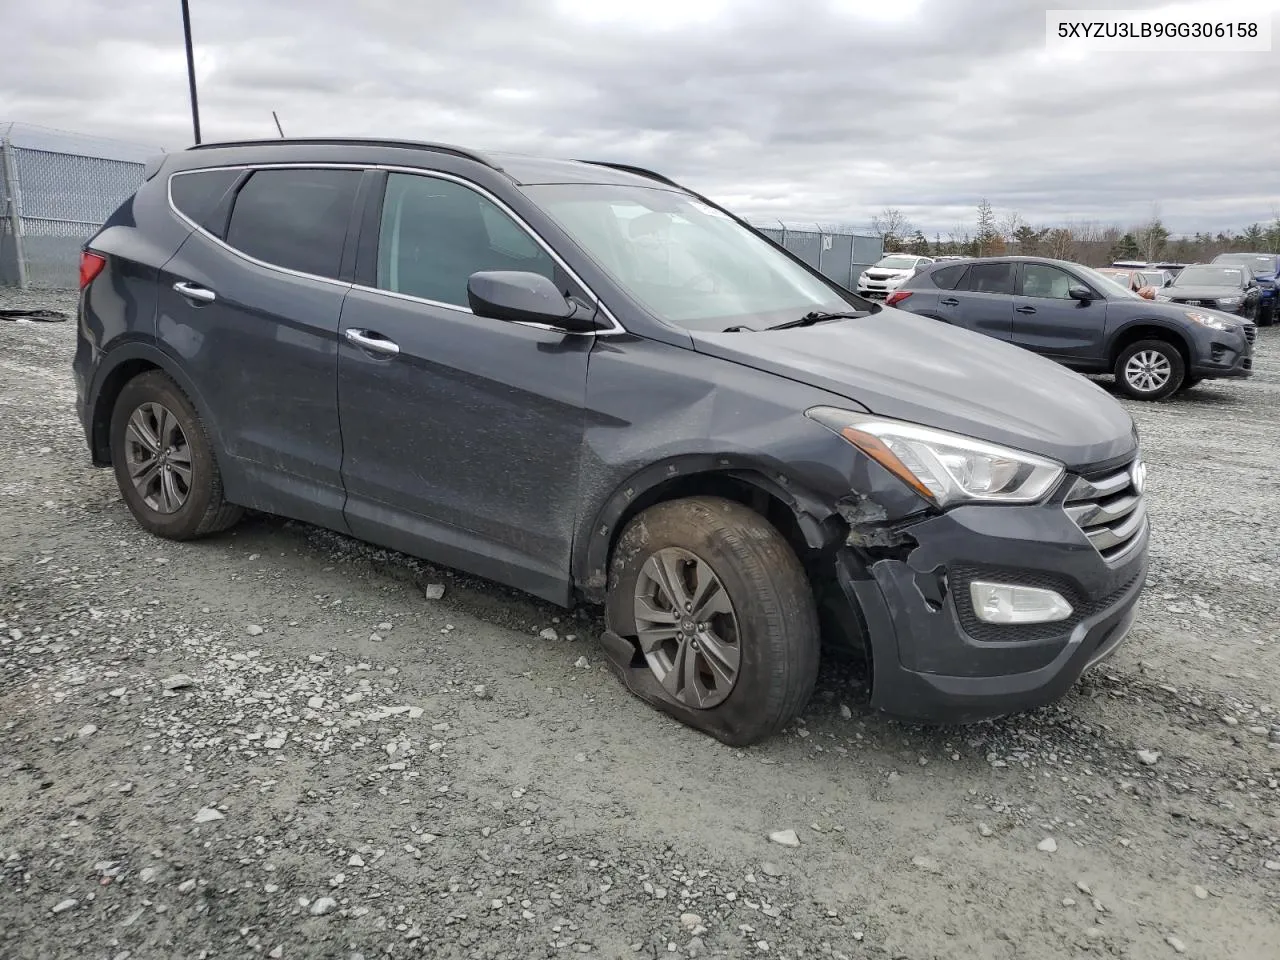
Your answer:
74;139;1150;745
891;256;1255;400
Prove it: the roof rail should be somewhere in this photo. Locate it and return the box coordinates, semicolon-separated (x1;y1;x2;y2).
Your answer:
576;160;685;189
186;137;502;170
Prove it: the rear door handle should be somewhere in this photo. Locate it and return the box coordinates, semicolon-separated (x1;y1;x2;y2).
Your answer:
344;328;400;356
939;297;959;306
1015;306;1037;314
173;281;216;304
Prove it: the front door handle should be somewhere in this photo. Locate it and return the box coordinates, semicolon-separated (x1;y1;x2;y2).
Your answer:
173;281;216;304
1015;305;1037;314
344;328;400;356
939;297;959;306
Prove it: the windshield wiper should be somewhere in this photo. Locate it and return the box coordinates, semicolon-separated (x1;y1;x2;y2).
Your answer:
765;310;868;331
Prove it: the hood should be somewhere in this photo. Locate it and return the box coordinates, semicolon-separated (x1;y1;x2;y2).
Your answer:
1164;286;1245;302
863;268;913;277
691;309;1136;469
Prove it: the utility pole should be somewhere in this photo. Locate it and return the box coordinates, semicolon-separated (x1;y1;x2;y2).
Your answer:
180;0;202;144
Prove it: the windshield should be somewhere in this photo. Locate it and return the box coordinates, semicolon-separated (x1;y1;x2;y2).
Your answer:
524;183;853;329
1176;266;1245;287
874;256;920;269
1074;264;1143;300
1214;254;1276;276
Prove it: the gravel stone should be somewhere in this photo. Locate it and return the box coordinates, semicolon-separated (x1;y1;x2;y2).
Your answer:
309;896;338;916
193;807;225;824
768;830;800;848
1037;838;1058;853
423;584;446;600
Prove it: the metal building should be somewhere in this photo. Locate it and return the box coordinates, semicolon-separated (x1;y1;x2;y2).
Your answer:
1;122;159;289
746;219;884;290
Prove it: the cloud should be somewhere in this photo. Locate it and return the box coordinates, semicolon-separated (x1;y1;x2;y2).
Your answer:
2;0;1277;234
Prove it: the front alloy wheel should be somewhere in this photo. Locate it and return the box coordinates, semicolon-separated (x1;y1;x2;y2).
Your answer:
633;547;741;709
1114;339;1184;401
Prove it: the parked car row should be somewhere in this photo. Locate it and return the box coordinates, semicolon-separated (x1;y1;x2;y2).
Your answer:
1106;253;1277;326
888;255;1256;401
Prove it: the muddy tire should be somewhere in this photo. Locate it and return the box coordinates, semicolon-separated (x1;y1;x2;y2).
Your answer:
109;370;242;540
1114;339;1184;401
606;496;820;746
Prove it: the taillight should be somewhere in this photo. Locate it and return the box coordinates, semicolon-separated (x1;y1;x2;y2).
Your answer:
885;290;912;307
79;251;106;289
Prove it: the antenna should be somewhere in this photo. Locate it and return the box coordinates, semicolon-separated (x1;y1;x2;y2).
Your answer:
272;111;284;138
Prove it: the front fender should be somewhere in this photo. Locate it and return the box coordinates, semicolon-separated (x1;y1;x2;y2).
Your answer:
573;454;841;602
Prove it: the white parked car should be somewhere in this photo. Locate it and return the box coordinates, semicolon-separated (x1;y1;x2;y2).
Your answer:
856;254;934;299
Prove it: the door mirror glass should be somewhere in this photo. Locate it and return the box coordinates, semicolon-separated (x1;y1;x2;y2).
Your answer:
1068;284;1093;302
467;271;597;332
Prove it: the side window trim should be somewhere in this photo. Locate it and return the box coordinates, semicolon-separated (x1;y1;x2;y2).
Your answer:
354;165;624;335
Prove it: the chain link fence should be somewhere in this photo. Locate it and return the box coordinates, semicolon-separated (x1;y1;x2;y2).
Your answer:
2;123;155;290
747;219;883;290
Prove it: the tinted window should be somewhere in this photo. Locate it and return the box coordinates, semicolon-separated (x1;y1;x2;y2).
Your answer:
375;173;555;307
170;168;240;226
1020;263;1077;299
225;168;361;279
965;262;1015;295
929;263;969;290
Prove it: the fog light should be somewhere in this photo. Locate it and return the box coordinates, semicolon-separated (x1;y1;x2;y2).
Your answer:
969;581;1073;624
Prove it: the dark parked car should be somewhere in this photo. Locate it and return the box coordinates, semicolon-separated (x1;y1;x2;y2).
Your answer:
75;139;1151;745
1210;252;1278;325
1156;263;1262;323
890;256;1254;400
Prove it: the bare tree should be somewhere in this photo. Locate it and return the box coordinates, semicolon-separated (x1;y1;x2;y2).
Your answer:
1045;227;1074;261
1136;204;1169;262
999;210;1024;248
871;208;913;250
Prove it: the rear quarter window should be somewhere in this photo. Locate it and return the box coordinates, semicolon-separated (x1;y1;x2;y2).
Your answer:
927;263;969;290
169;169;241;227
966;262;1015;295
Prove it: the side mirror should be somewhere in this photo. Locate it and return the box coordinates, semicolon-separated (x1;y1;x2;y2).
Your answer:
1164;278;1173;287
467;271;599;333
1068;285;1093;302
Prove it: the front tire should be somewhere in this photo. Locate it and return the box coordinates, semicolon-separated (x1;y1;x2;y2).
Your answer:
109;371;242;539
606;497;820;746
1114;339;1185;401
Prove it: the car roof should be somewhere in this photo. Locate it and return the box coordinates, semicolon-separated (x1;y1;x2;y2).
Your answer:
170;137;677;189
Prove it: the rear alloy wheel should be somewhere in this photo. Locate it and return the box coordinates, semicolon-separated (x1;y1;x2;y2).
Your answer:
109;371;242;539
1115;339;1184;401
606;496;820;746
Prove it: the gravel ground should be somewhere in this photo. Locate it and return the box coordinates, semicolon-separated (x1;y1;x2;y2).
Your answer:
2;286;1278;960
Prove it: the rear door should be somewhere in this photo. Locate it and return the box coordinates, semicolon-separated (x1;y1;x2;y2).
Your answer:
157;165;363;528
1010;261;1106;364
335;170;595;602
948;261;1014;340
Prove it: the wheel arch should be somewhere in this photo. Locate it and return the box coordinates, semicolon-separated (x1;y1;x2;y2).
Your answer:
574;455;843;605
88;343;221;466
1108;321;1191;371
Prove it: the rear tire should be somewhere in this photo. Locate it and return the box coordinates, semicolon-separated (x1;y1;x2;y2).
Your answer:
109;371;242;539
606;497;820;746
1114;339;1185;401
1259;303;1275;327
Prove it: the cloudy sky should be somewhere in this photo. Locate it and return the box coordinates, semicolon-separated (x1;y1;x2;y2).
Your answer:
3;0;1278;236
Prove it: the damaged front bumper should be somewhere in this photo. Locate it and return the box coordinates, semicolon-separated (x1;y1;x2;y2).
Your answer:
839;497;1149;724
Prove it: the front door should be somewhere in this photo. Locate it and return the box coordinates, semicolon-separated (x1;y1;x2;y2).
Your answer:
336;171;595;602
1010;262;1106;364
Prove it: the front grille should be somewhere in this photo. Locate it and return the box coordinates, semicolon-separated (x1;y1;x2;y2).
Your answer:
952;564;1142;643
1244;325;1257;344
1064;464;1147;563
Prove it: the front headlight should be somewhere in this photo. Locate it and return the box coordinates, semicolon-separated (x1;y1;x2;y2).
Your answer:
805;408;1065;508
1216;297;1241;309
1184;311;1234;331
1155;294;1172;301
